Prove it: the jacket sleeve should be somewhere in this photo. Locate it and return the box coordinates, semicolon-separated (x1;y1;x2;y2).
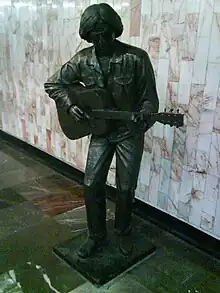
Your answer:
136;52;159;114
44;54;81;112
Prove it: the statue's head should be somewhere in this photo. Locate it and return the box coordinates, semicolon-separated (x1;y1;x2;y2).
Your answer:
79;3;123;52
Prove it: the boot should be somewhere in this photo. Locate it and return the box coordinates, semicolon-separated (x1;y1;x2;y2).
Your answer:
115;190;133;256
118;234;133;257
77;186;107;258
77;237;108;258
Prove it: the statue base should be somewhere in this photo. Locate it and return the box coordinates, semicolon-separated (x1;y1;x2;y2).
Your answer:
53;216;156;286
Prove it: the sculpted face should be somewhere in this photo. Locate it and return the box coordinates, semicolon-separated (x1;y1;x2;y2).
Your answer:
88;22;116;52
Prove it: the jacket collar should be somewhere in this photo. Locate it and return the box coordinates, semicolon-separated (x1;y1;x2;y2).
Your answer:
87;41;123;68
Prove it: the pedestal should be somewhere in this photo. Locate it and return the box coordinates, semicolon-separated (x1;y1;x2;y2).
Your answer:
53;216;156;286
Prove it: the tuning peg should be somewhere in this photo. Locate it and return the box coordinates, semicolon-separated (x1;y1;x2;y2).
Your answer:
176;109;179;113
164;108;167;112
170;109;174;112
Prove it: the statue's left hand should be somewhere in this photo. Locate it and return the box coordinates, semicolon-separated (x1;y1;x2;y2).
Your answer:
134;108;152;123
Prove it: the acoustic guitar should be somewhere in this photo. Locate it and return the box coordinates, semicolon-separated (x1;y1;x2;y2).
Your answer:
56;87;184;140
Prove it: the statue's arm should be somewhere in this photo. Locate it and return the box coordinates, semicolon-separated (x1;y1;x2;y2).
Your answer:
136;52;159;114
44;54;81;112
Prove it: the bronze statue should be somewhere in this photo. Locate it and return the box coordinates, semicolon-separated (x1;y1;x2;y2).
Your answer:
44;3;159;258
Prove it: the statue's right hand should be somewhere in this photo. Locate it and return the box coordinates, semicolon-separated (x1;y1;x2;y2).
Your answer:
69;105;90;121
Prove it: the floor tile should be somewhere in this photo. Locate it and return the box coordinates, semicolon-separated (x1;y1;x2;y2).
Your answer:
104;275;153;293
0;151;25;176
0;272;23;293
0;201;46;239
0;168;48;190
32;187;84;217
69;282;96;293
70;275;154;293
55;200;115;234
0;217;73;274
0;144;53;175
0;144;54;190
0;251;85;293
9;174;85;216
0;188;26;209
128;245;220;293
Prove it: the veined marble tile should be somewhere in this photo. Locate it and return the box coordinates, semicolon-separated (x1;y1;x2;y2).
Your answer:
151;0;163;22
157;191;168;211
159;13;172;59
200;211;215;232
203;63;220;110
130;0;141;37
135;184;148;202
197;0;214;38
157;58;169;103
187;0;201;14
208;13;220;62
179;166;193;204
193;172;207;194
163;0;174;14
178;200;191;222
162;125;174;160
184;126;198;168
214;0;220;12
196;132;212;170
199;110;215;138
208;133;220;176
151;137;162;174
140;17;154;53
168;40;180;82
129;36;140;47
214;193;220;237
187;84;204;127
159;158;171;195
192;37;210;84
173;0;187;25
141;0;152;15
167;179;180;217
166;81;179;110
178;60;193;104
213;93;220;133
139;151;151;186
148;171;160;207
144;127;153;153
203;174;220;217
189;191;204;228
120;0;130;43
153;123;164;139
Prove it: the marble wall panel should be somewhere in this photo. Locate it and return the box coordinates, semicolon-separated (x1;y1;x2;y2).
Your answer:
0;0;220;240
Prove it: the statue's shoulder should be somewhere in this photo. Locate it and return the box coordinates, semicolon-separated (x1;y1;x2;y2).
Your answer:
71;45;94;60
117;41;149;60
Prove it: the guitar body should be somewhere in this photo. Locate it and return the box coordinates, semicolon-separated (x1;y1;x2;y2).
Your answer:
56;86;111;140
57;108;108;140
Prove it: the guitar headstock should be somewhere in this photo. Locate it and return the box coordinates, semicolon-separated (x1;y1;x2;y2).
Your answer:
151;108;184;128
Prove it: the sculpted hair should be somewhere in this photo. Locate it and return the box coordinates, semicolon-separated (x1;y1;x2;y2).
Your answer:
79;3;123;41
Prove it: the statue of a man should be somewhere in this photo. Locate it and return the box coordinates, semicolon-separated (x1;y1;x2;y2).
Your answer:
44;3;159;258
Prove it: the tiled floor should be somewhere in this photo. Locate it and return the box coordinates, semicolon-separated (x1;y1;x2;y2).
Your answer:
0;140;219;293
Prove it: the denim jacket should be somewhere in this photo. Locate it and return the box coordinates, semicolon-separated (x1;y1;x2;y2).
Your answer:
44;40;159;136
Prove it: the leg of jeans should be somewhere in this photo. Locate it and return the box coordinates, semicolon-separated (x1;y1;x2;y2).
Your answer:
83;135;114;241
114;133;144;236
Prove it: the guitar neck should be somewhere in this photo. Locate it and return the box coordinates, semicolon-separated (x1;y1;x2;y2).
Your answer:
91;109;138;121
91;109;184;128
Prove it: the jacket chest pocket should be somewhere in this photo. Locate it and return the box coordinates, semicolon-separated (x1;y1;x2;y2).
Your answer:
114;75;133;91
113;75;134;107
